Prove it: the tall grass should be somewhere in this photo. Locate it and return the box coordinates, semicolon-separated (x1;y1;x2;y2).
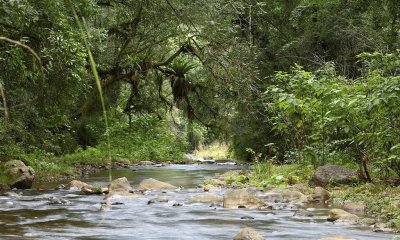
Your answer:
67;0;112;182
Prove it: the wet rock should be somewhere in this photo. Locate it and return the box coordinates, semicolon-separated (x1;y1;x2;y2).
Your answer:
372;222;393;232
172;202;183;207
319;235;358;240
223;189;267;209
47;197;70;205
56;184;66;189
107;177;143;198
138;178;177;191
344;202;366;213
359;217;376;226
309;187;330;203
327;209;359;224
260;188;308;205
202;184;220;192
240;216;255;220
109;177;134;193
187;193;223;204
111;202;124;205
3;160;35;189
233;227;264;240
309;165;357;187
68;180;93;191
80;186;104;195
147;196;169;205
2;191;20;197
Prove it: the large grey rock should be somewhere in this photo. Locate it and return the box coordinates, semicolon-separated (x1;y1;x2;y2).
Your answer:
309;165;357;187
3;160;35;189
138;178;177;191
108;177;142;198
223;189;266;209
109;177;133;193
233;227;264;240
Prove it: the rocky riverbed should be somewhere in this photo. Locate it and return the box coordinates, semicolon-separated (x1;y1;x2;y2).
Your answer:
0;164;398;239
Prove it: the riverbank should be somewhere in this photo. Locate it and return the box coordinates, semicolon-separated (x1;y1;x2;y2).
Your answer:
201;163;400;232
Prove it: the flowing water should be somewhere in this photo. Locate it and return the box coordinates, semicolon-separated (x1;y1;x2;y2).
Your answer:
0;164;398;240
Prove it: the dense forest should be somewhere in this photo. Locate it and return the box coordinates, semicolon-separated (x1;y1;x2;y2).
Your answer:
1;0;400;179
1;0;400;237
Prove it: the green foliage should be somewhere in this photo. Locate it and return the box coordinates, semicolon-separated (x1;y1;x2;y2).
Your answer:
258;52;400;178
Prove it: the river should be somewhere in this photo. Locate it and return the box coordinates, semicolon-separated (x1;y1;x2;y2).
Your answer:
0;164;398;239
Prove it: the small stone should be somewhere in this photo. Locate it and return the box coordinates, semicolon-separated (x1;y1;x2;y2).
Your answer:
172;203;183;207
240;216;255;220
233;227;264;240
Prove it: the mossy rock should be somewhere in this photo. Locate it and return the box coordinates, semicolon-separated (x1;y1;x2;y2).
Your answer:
3;160;35;189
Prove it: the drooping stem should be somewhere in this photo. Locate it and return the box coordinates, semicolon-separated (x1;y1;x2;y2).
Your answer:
0;80;9;120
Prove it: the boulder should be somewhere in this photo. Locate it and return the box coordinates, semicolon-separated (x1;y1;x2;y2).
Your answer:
327;209;359;224
344;202;366;213
260;188;308;205
3;160;35;189
138;178;177;191
309;165;357;187
233;227;264;240
68;180;93;191
309;187;330;203
109;177;133;193
188;193;223;204
223;189;266;209
105;177;143;198
319;235;358;240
